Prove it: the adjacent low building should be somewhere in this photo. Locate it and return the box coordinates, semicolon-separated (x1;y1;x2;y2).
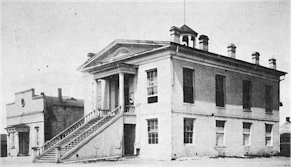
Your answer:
280;117;291;156
6;88;84;157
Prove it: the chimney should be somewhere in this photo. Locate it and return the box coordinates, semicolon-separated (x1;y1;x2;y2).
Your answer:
199;35;209;51
170;26;180;44
252;52;260;65
286;117;290;123
40;92;45;96
58;88;62;102
227;43;236;58
269;57;276;69
87;53;95;59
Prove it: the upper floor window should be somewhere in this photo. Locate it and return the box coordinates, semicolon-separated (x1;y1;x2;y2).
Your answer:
216;75;225;107
243;80;252;110
184;118;195;144
147;69;158;103
265;85;273;113
183;68;194;103
147;119;158;144
265;124;273;146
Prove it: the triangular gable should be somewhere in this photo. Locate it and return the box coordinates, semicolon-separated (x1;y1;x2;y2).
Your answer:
78;39;169;71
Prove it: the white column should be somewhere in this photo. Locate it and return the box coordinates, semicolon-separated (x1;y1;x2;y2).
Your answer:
15;132;19;156
119;73;125;112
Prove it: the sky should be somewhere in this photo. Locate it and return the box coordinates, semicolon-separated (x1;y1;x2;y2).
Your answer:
1;0;291;133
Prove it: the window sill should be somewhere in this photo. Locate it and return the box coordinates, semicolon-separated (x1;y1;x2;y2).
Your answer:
183;103;196;106
214;146;227;148
265;112;273;115
243;109;252;112
184;143;196;147
243;145;251;147
265;145;273;148
216;106;226;110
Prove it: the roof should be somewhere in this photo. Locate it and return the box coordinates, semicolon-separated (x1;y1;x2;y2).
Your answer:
77;39;169;71
78;39;286;77
280;122;291;135
179;24;198;35
45;96;84;107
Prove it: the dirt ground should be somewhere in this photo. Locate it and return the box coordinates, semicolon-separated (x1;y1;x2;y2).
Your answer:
0;156;290;167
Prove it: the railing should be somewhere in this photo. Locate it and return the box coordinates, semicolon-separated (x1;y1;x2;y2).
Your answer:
124;105;135;114
60;106;121;158
99;109;110;116
35;110;98;158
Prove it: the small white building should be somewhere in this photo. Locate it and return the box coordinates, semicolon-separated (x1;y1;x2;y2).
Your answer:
6;88;84;158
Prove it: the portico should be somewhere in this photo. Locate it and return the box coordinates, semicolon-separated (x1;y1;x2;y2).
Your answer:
86;62;137;116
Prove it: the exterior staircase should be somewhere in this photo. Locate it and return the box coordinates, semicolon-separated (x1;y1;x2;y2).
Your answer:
34;106;121;163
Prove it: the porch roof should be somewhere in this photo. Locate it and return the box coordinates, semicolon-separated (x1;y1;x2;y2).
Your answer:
91;62;137;79
6;124;30;133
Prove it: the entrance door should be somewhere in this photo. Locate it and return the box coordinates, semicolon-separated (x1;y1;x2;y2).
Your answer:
124;124;135;155
19;132;29;155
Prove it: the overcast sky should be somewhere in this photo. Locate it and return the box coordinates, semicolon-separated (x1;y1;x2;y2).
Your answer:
1;0;290;133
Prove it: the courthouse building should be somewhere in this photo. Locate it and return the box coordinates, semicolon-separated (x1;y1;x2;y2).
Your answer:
34;25;286;162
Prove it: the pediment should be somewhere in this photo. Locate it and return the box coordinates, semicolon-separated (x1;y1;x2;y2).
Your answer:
79;40;168;71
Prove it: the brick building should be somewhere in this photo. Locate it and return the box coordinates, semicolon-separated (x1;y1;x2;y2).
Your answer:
6;88;84;157
34;25;286;162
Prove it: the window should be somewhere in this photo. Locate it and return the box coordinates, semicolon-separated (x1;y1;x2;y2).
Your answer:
243;122;251;146
265;85;273;113
184;118;194;144
35;127;39;146
265;124;273;146
216;120;225;146
243;80;252;110
183;68;194;103
216;75;225;107
147;69;158;103
147;119;158;144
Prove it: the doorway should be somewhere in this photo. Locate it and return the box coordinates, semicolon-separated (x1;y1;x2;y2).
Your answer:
124;124;135;155
18;132;29;156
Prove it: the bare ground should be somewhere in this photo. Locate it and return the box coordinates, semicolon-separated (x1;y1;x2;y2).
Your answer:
0;156;290;167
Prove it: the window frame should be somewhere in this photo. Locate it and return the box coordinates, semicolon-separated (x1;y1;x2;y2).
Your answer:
243;80;252;110
147;119;158;144
265;85;273;113
265;124;273;146
215;74;226;107
184;118;195;144
146;69;158;104
183;68;195;104
216;120;226;146
243;122;252;146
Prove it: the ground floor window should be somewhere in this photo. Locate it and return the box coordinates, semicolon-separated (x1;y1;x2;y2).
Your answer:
216;120;225;146
147;119;158;144
184;118;195;144
265;124;273;146
243;122;252;146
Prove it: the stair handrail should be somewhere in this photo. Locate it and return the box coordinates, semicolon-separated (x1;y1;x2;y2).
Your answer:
36;110;97;157
60;106;121;157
